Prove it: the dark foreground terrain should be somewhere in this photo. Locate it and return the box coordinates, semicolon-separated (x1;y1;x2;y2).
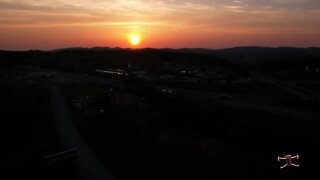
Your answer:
1;47;320;179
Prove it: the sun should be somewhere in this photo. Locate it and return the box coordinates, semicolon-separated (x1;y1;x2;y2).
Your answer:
129;35;141;46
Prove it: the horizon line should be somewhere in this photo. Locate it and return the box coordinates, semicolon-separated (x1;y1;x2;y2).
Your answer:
1;46;320;52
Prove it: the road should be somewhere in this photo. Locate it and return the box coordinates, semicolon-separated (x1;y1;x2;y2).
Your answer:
50;85;115;180
251;72;316;101
157;80;320;120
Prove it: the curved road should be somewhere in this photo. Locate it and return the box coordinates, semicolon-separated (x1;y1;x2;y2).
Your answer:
50;85;115;180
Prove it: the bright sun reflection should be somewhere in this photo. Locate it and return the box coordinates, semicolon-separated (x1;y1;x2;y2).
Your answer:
129;35;141;46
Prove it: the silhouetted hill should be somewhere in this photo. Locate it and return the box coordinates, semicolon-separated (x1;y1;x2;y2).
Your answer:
176;46;320;55
1;48;244;75
1;47;320;73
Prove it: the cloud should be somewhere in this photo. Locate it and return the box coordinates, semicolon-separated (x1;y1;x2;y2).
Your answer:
0;0;319;35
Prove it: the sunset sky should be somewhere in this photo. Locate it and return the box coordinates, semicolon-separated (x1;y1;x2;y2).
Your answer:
0;0;319;50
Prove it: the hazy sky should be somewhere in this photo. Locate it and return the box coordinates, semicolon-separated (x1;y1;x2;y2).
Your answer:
0;0;319;50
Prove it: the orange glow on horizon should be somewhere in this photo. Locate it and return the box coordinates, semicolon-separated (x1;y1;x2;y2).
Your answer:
0;0;320;50
129;35;141;46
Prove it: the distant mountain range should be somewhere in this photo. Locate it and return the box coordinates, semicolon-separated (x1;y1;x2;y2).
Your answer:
51;46;320;53
1;46;320;67
49;46;320;65
50;46;320;57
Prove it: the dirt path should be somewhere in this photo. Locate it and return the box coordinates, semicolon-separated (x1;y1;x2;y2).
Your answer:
50;85;115;180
